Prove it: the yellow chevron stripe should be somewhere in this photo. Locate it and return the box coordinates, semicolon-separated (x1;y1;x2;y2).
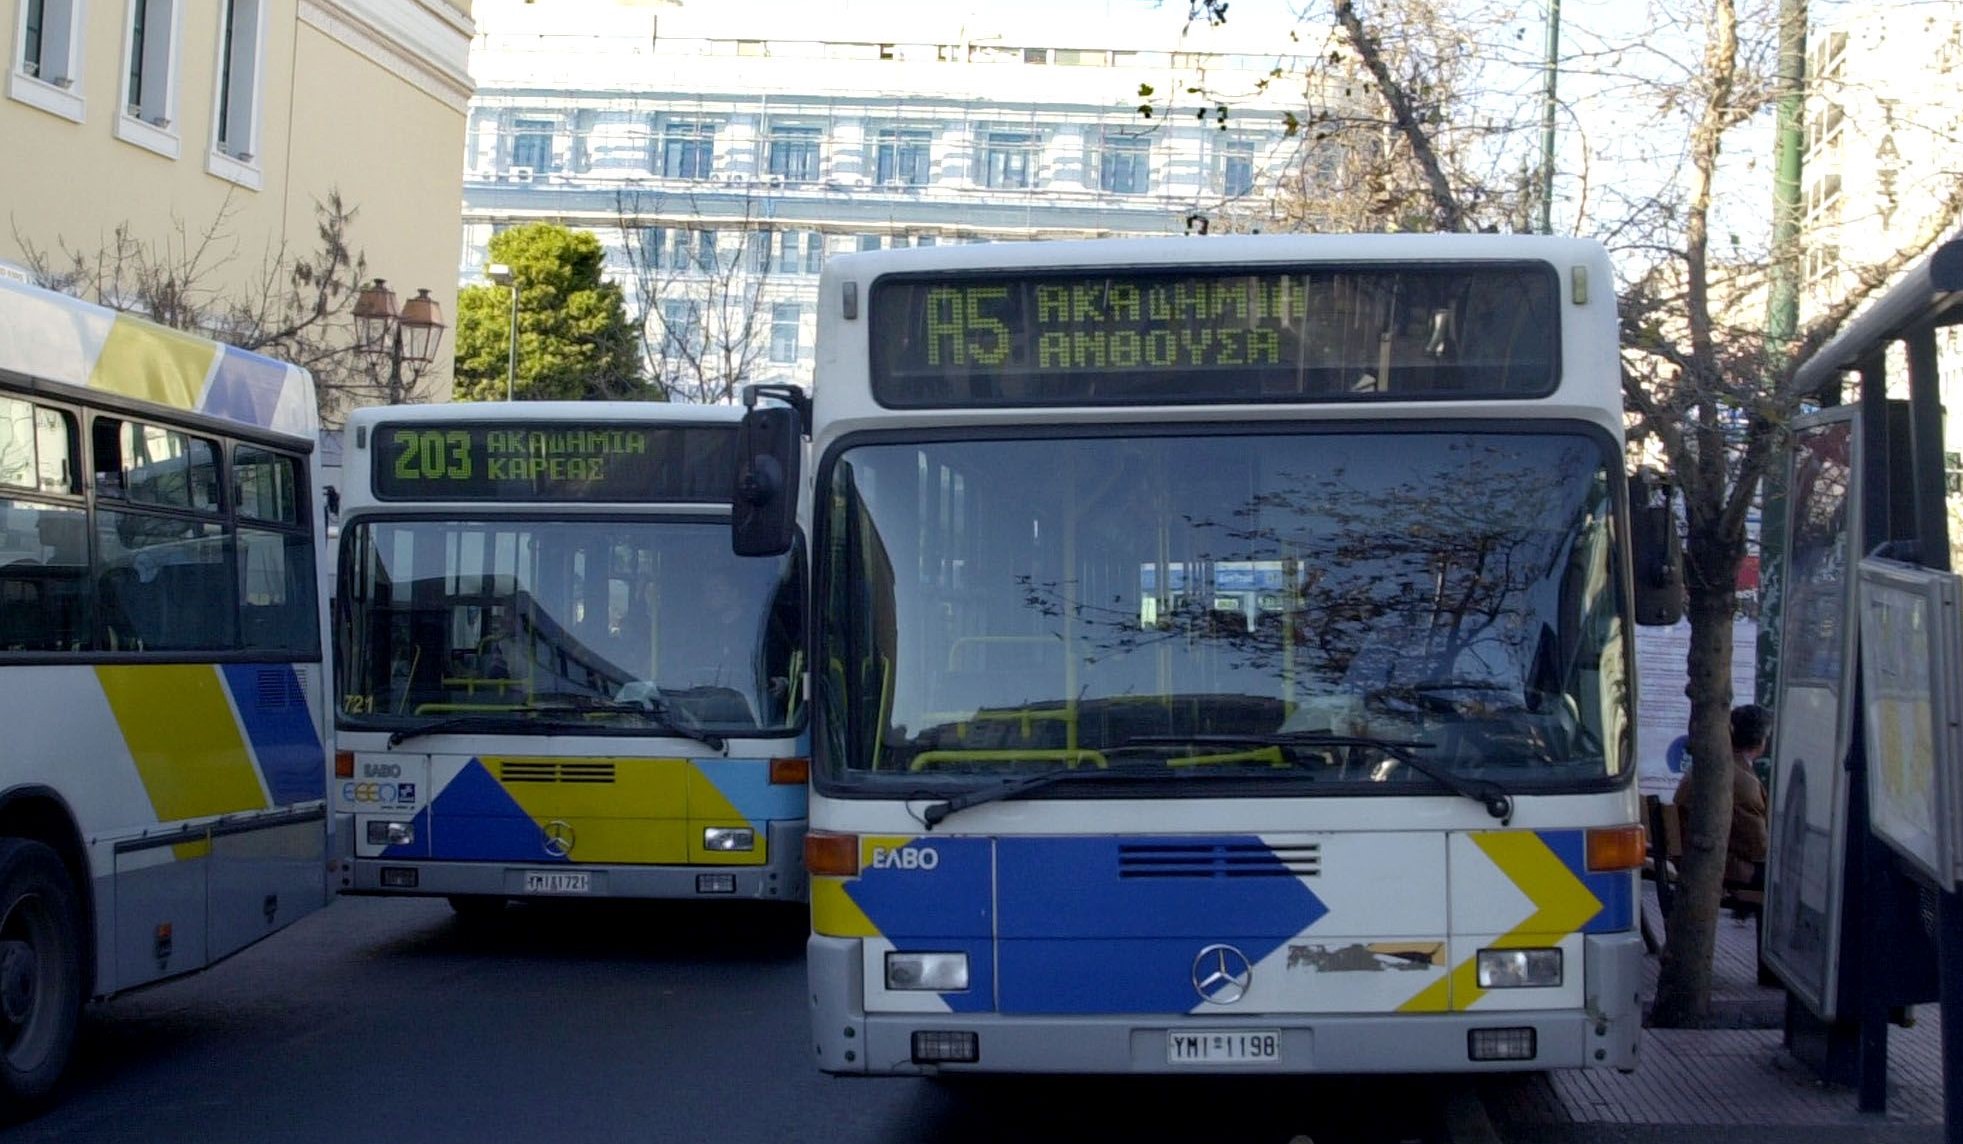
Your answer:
97;665;266;860
685;763;765;865
811;876;880;937
1399;831;1603;1013
90;318;215;412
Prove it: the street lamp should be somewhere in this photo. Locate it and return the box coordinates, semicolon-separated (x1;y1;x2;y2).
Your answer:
352;279;447;405
485;262;519;401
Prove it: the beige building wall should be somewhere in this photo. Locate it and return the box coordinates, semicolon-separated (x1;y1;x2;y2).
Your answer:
2;0;474;412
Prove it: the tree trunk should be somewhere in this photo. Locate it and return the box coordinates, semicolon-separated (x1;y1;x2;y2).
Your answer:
1650;536;1745;1025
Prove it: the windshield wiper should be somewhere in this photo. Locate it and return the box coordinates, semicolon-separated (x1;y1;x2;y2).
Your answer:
532;694;729;753
384;712;592;748
382;698;726;753
1122;732;1514;823
921;764;1185;831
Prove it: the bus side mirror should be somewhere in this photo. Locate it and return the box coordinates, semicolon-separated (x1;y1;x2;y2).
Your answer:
733;405;801;558
1629;471;1684;626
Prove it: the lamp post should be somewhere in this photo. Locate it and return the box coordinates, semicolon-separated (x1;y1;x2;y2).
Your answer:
485;262;519;401
352;279;447;404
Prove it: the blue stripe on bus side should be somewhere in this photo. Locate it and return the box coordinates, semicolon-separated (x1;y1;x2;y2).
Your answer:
393;758;568;863
1539;829;1634;933
994;836;1327;1014
221;664;325;805
201;347;292;430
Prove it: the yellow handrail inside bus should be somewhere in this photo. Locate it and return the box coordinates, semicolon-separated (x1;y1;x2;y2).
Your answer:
908;748;1108;772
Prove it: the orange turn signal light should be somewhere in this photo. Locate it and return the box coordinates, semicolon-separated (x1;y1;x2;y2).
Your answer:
805;831;860;877
769;756;810;785
334;750;355;779
1586;824;1647;872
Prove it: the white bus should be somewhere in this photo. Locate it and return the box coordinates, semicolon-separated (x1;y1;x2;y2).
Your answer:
733;235;1677;1077
332;403;807;912
0;278;331;1108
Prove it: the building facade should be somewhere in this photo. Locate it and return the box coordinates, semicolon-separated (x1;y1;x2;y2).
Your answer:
463;0;1347;399
3;0;475;416
1798;10;1963;315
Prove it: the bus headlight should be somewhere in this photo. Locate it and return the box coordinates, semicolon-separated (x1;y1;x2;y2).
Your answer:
366;820;414;846
886;952;969;991
1476;948;1562;988
703;827;755;852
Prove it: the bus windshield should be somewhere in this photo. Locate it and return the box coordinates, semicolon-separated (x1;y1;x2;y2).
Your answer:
340;518;802;735
820;427;1627;789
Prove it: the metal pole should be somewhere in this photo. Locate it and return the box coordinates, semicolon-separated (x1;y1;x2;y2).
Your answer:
506;284;519;401
1767;0;1806;348
1538;0;1561;234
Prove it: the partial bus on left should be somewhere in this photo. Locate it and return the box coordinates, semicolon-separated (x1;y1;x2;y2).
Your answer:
0;277;332;1112
331;403;808;915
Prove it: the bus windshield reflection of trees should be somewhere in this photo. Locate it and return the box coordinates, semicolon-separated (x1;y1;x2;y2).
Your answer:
822;429;1629;785
340;519;801;734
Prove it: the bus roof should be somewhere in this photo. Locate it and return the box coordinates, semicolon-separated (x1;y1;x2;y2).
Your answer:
0;275;318;439
342;401;746;428
821;232;1613;279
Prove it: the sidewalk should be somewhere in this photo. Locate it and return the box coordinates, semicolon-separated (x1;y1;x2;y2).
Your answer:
1483;883;1948;1135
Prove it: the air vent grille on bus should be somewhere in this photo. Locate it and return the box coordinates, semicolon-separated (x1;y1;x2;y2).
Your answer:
255;668;306;709
1117;842;1320;878
498;762;617;784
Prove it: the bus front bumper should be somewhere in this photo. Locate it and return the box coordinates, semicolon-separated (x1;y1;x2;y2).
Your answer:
810;932;1642;1075
343;819;808;902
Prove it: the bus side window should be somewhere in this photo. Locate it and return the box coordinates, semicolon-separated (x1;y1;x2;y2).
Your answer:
91;417;123;497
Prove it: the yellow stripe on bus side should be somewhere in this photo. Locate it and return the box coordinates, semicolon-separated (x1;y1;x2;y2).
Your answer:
88;318;216;412
97;664;268;825
1398;831;1603;1013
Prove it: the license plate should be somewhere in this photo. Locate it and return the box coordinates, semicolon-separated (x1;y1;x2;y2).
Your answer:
1166;1030;1282;1065
522;870;591;894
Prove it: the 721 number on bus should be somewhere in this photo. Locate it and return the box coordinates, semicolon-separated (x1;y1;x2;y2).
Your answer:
391;429;473;482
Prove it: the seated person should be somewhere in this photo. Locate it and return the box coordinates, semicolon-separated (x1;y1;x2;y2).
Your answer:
1673;703;1772;886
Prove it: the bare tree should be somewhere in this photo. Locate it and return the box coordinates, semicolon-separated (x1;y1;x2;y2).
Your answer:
1187;0;1963;1022
13;190;434;427
615;188;797;405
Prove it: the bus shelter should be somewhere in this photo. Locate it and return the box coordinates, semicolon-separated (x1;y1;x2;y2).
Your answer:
1777;234;1963;1139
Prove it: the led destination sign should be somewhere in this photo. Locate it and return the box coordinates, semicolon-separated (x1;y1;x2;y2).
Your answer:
372;422;735;502
868;264;1560;408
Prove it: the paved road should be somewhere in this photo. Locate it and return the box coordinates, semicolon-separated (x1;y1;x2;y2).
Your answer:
0;896;1467;1144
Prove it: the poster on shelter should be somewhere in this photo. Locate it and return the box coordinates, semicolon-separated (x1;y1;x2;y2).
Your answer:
1633;620;1758;800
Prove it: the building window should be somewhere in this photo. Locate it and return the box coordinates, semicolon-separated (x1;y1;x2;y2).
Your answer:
857;234;881;252
212;0;262;164
982;130;1039;189
769;303;801;363
666;227;690;272
749;229;773;274
696;229;718;272
120;0;179;144
10;0;84;121
1022;47;1047;64
874;128;932;186
661;300;703;358
1218;139;1255;196
510;117;555;172
1097;131;1151;195
767;124;822;183
915;235;936;247
804;231;824;274
637;227;667;271
659;120;714;179
1054;49;1108;67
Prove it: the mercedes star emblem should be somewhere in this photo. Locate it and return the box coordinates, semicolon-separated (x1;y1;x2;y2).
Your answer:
543;820;576;858
1191;943;1254;1005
